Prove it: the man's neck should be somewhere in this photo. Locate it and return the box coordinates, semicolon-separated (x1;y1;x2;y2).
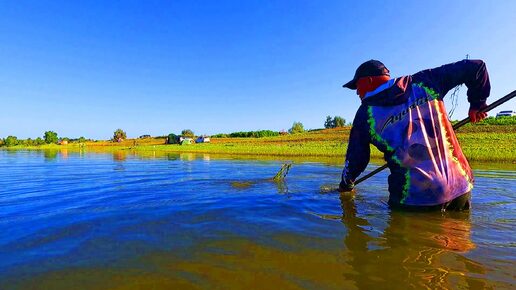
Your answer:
362;78;394;100
359;75;391;99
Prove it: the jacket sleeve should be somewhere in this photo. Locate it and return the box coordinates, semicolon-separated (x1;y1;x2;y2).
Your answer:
412;59;491;110
341;107;370;187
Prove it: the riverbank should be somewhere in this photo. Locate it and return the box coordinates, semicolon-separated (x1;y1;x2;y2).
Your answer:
4;125;515;163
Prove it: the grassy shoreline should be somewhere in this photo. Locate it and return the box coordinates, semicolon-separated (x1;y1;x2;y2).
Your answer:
4;125;515;163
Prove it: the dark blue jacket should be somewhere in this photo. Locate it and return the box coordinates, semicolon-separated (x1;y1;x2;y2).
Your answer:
342;59;490;206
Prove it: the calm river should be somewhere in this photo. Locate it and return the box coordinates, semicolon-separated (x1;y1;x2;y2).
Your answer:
0;150;514;289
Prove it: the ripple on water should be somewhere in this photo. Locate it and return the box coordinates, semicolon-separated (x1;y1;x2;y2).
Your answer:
0;150;514;289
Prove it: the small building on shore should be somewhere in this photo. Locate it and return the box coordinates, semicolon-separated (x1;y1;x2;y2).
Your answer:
196;136;210;143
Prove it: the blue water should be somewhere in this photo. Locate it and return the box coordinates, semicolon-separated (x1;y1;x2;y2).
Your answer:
0;150;514;289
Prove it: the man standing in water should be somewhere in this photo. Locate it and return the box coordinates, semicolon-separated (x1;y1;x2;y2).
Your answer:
339;59;490;210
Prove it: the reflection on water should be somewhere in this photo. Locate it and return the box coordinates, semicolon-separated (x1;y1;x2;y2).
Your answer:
339;194;484;289
112;150;127;162
60;148;68;159
43;149;58;161
0;150;514;289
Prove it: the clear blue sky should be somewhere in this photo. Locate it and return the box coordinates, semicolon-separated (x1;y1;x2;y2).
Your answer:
1;0;515;139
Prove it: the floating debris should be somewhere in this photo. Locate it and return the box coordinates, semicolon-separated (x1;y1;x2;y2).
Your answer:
230;181;255;189
319;184;339;194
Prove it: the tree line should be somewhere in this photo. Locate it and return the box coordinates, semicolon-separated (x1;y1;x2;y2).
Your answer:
1;115;351;147
0;130;91;147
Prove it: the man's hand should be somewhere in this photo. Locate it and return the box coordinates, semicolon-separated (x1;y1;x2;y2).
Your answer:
469;103;488;123
338;180;354;192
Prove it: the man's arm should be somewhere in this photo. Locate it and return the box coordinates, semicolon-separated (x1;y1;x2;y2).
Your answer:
340;109;370;192
413;59;491;122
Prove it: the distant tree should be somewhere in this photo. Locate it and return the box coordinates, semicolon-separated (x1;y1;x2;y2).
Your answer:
34;137;45;146
44;131;58;144
324;115;333;129
78;136;86;143
333;116;346;127
113;129;127;142
289;122;305;134
324;116;346;128
5;136;19;147
181;129;195;138
24;138;34;146
167;133;179;144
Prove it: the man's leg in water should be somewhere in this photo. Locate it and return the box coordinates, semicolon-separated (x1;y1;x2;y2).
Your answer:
443;192;471;211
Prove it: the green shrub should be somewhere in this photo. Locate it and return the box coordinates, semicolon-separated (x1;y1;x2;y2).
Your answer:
289;122;305;134
34;137;45;146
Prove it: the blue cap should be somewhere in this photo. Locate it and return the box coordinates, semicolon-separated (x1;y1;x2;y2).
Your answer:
343;60;390;89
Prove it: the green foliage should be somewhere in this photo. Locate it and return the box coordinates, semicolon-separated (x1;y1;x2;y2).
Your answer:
78;137;86;143
4;136;19;147
181;129;195;138
44;131;58;144
228;132;251;137
289;122;305;134
113;129;127;142
167;133;179;144
478;116;516;125
452;116;516;128
333;116;345;127
212;130;279;138
324;116;346;128
34;137;45;145
324;116;333;129
228;130;279;138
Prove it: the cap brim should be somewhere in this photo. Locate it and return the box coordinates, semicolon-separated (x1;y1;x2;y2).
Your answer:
342;79;357;90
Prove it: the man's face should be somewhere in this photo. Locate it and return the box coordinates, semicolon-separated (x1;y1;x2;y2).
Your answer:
355;77;371;98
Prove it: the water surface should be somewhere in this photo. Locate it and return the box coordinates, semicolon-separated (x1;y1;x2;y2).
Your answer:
0;150;514;289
